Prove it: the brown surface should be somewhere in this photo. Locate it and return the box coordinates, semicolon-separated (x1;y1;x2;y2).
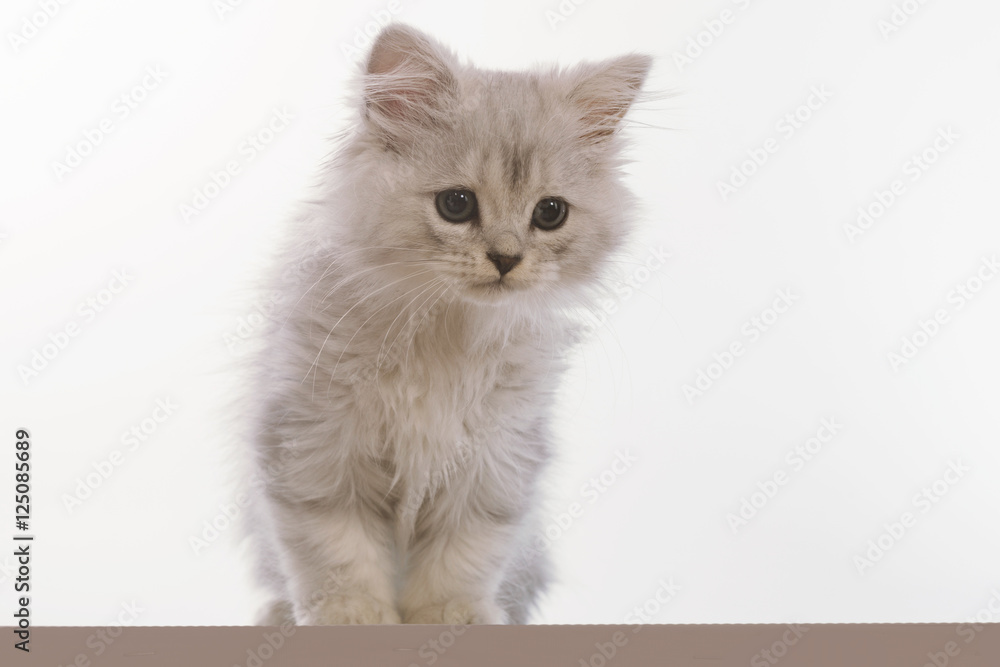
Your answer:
7;624;1000;666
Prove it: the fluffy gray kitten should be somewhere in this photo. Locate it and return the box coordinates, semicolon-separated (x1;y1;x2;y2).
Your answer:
245;24;650;625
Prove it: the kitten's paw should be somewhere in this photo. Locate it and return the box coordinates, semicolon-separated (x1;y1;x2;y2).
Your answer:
298;594;401;625
256;599;296;626
403;598;507;625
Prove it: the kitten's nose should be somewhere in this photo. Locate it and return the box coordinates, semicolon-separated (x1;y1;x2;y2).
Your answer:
487;252;522;277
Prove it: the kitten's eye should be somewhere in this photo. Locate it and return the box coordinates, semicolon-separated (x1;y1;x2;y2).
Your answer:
531;197;567;230
435;189;478;223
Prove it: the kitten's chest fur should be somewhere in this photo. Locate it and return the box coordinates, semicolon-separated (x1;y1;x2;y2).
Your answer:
367;315;549;540
267;272;567;545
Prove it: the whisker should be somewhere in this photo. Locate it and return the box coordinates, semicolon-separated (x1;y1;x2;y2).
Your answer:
375;277;446;379
326;275;447;391
313;259;445;315
303;268;436;399
273;240;441;316
401;282;451;376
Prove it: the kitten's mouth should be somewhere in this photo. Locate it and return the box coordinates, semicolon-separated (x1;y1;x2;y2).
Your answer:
489;275;524;289
464;277;527;300
476;280;511;293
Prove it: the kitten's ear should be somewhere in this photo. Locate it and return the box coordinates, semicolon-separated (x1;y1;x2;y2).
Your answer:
567;54;651;144
363;24;458;144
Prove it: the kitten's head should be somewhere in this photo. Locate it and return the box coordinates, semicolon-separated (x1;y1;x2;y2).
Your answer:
339;24;650;306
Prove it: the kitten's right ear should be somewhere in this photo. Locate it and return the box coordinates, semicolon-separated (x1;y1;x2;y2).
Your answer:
567;54;652;144
363;24;458;145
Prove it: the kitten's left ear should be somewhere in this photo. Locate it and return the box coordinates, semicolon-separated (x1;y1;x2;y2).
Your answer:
363;24;458;145
567;54;652;143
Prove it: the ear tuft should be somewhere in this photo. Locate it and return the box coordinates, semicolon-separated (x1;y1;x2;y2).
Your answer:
568;54;652;143
363;24;457;143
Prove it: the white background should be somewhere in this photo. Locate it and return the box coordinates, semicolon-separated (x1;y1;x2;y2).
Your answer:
2;0;999;627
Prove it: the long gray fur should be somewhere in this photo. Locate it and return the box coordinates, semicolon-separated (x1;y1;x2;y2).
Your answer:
243;23;651;625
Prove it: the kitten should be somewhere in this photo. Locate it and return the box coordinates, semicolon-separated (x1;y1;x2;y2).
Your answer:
244;23;651;625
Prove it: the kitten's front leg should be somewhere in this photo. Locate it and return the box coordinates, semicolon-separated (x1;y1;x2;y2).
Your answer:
272;502;401;625
400;512;520;625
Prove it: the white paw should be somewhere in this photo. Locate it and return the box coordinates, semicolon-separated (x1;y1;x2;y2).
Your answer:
298;594;401;625
403;598;507;625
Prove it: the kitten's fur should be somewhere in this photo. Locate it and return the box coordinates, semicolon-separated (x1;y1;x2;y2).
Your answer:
245;24;650;625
